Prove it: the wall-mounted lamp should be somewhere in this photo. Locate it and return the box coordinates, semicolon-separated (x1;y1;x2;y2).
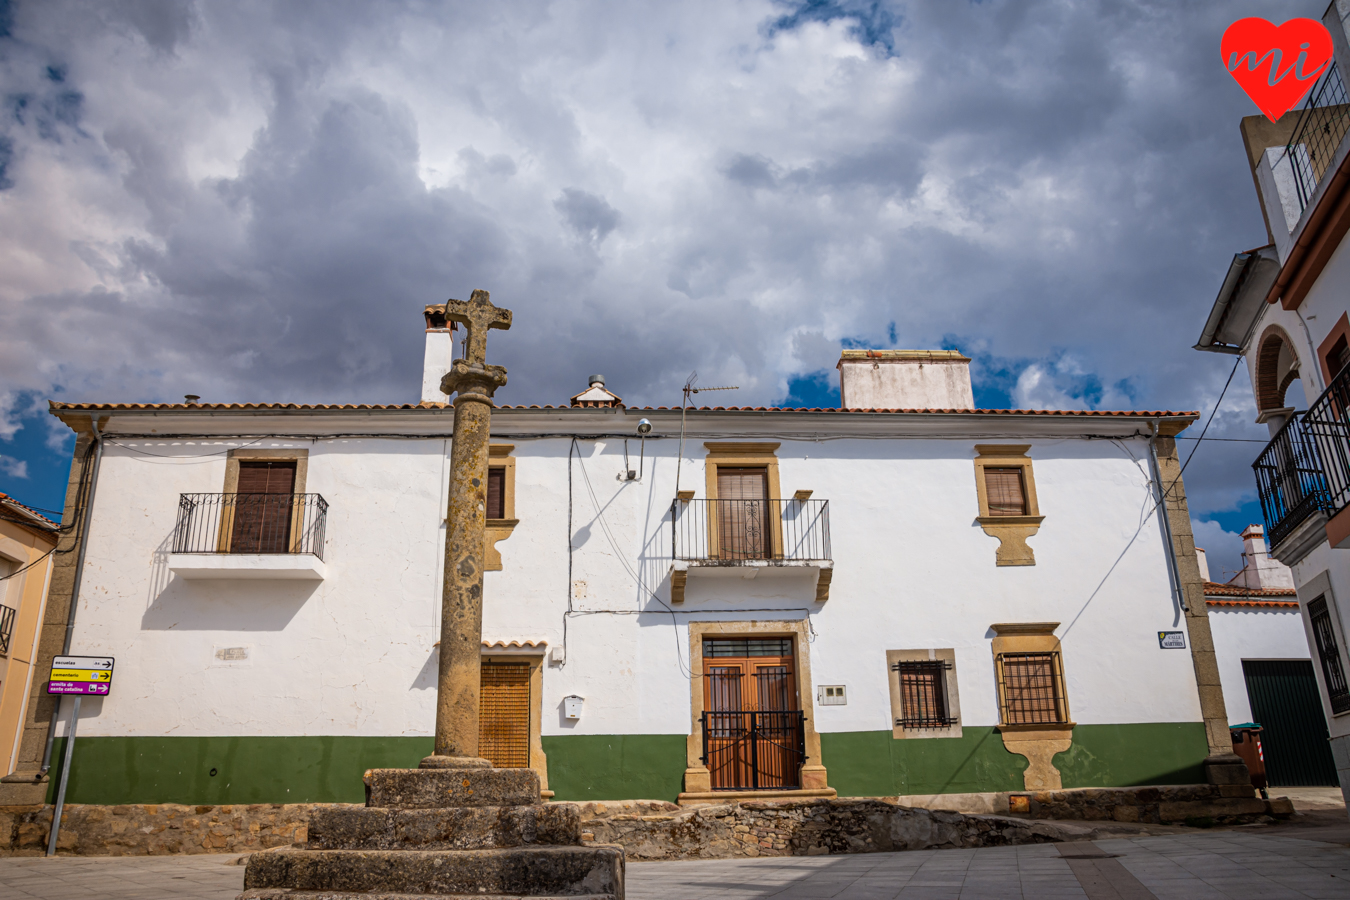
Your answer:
625;419;652;481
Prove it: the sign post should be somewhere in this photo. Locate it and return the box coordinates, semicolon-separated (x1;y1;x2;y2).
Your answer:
44;656;113;856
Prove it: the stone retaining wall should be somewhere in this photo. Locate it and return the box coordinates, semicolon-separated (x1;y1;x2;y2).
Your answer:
0;785;1291;859
0;803;317;857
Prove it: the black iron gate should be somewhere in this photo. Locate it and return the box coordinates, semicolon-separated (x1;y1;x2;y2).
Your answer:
1243;659;1339;787
701;710;806;790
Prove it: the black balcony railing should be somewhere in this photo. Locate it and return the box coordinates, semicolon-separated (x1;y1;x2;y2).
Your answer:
671;499;830;562
1305;365;1350;517
1254;412;1329;547
700;710;806;791
1287;63;1350;214
173;493;329;559
0;604;14;656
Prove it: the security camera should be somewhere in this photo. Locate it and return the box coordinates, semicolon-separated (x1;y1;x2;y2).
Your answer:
637;418;652;434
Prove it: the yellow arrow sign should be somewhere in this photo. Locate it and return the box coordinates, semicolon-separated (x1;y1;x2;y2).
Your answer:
50;669;112;682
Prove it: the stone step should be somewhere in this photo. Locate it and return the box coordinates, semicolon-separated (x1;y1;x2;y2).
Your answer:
245;846;624;897
364;768;540;809
240;893;617;900
308;804;581;850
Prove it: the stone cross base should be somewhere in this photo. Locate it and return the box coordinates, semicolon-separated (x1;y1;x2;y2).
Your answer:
237;767;624;899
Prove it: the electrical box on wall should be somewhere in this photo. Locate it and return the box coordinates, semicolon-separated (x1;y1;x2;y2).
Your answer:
818;685;847;706
564;695;584;719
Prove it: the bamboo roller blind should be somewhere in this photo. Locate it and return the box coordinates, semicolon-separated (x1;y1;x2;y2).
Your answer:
479;662;531;768
984;467;1027;516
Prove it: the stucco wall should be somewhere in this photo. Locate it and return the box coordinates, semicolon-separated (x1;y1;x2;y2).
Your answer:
1207;605;1312;724
41;410;1206;802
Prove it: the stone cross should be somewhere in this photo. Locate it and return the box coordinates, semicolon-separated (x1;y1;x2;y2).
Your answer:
446;290;512;366
426;289;512;769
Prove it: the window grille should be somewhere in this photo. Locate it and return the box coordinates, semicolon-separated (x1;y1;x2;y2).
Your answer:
0;604;14;656
703;638;793;658
479;662;531;768
996;652;1067;725
892;660;956;728
984;468;1028;516
1309;596;1350;714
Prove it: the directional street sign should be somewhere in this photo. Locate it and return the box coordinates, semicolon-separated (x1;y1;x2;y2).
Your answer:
47;656;114;696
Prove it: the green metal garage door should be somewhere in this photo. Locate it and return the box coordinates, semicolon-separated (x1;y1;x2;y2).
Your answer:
1243;659;1339;787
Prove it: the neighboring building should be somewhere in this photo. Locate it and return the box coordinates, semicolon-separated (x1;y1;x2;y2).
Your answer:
0;310;1241;808
0;492;58;777
1200;528;1338;787
1194;1;1350;802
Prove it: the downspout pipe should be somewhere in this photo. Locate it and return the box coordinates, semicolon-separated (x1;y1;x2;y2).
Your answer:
1148;420;1188;616
37;417;104;781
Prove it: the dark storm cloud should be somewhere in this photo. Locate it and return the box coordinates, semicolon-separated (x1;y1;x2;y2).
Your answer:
0;0;1312;569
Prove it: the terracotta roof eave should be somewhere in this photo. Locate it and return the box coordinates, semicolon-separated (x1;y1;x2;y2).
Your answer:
1203;581;1298;599
48;400;1199;420
0;493;58;529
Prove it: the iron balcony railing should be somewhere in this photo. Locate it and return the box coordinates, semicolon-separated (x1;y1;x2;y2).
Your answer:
1287;62;1350;215
671;499;831;562
1253;412;1330;548
700;710;806;791
0;604;15;656
173;493;329;559
1305;363;1350;518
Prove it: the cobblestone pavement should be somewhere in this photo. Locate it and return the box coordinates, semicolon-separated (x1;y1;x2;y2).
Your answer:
1;832;1348;899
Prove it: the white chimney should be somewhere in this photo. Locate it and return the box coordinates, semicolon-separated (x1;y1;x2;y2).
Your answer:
421;305;458;405
837;350;975;410
1228;524;1295;590
1195;547;1211;583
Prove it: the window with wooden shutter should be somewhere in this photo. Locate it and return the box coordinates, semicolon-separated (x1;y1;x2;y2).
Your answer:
996;652;1067;725
479;662;531;768
983;468;1027;516
231;461;296;553
1309;596;1350;714
487;467;505;520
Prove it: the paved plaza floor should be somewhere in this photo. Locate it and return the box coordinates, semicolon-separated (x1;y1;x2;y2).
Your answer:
0;832;1348;899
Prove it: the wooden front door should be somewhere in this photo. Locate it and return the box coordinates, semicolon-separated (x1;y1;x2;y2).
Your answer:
231;461;296;553
716;467;770;559
702;637;802;790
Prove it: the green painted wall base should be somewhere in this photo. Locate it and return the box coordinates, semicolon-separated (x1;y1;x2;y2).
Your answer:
44;723;1207;806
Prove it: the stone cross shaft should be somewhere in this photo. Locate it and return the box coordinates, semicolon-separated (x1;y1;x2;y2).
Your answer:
429;289;511;767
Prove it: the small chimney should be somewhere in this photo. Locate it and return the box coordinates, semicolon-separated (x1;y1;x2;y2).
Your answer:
184;394;200;405
1195;547;1211;583
571;374;623;408
1228;523;1295;590
837;350;974;410
420;306;459;405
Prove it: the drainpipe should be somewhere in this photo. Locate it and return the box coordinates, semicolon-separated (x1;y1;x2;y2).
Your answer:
1148;420;1188;616
1295;306;1327;393
37;417;104;780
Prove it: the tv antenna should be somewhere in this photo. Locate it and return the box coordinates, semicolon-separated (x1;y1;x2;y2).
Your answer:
675;371;739;496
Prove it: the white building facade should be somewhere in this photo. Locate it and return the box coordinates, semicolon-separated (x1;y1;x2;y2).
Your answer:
1194;0;1350;801
0;325;1230;809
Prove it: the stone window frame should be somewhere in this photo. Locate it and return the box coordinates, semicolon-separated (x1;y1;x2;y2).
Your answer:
886;648;963;740
973;445;1044;567
990;622;1074;791
218;448;310;554
678;618;833;804
486;444;518;572
1297;569;1350;719
479;647;551;797
703;443;784;558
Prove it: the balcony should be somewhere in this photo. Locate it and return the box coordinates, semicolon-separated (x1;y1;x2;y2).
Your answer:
669;499;832;603
1254;412;1329;553
1287;63;1350;215
168;493;329;580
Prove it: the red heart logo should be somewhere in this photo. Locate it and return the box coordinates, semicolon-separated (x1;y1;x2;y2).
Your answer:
1223;18;1333;122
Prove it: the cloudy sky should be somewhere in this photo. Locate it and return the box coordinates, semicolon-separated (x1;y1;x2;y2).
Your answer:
0;0;1309;577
